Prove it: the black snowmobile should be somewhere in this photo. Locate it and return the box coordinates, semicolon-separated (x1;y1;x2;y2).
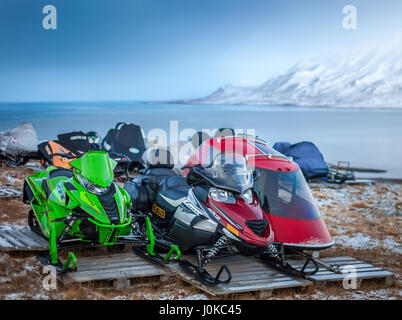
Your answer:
124;148;276;286
101;122;147;174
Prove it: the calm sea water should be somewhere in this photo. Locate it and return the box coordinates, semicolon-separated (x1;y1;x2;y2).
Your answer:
1;102;402;178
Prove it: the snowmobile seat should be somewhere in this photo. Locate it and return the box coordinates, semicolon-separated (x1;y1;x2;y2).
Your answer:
164;176;190;195
143;147;177;183
155;176;190;219
158;176;189;201
144;167;177;184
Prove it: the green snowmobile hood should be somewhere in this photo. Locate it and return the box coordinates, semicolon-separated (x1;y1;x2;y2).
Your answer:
70;151;117;188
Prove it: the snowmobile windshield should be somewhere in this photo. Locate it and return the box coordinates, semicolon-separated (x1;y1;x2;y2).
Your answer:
254;168;321;220
202;152;253;194
70;151;117;188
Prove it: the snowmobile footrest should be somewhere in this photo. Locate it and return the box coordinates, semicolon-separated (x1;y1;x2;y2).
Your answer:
132;246;171;266
37;253;76;275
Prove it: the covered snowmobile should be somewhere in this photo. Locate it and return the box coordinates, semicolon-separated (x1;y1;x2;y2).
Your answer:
38;131;130;178
0;122;40;165
272;141;360;183
23;150;179;273
272;141;329;180
101;122;147;172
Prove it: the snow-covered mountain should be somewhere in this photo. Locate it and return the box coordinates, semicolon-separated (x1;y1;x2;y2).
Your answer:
188;35;402;108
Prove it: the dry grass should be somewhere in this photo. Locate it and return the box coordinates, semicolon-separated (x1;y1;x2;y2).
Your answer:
0;164;401;300
351;201;371;209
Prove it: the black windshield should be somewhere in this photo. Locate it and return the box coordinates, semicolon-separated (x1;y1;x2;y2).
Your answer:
254;168;321;220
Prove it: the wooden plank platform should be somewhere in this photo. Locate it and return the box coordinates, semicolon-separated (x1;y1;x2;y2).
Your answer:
169;254;311;297
289;256;395;287
61;253;168;287
0;186;22;198
0;227;394;293
0;226;48;251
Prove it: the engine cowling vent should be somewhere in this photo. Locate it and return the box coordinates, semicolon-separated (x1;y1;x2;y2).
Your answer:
245;219;268;236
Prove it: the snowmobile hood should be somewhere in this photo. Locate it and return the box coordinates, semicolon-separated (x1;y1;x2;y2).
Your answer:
70;151;117;188
267;214;333;249
253;166;333;247
208;196;273;247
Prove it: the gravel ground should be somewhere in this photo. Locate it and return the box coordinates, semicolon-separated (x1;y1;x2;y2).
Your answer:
0;163;400;300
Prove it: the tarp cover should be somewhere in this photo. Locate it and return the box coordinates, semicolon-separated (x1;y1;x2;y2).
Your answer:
57;131;94;155
272;141;329;179
0;122;39;158
101;123;146;165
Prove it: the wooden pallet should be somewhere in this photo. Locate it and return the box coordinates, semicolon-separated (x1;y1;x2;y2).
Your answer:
60;253;168;288
289;256;395;287
0;226;48;251
0;186;22;198
169;254;311;298
0;227;394;293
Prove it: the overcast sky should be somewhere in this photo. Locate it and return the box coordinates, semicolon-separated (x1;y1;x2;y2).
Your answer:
0;0;401;102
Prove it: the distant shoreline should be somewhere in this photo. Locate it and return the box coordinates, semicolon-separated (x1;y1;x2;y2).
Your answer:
164;99;402;111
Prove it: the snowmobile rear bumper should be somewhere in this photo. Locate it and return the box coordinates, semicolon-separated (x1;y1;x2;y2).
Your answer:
282;240;335;251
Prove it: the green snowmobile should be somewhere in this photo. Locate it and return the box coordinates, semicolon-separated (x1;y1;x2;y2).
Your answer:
23;150;180;273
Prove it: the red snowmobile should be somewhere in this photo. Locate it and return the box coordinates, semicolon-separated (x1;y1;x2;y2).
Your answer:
183;135;336;276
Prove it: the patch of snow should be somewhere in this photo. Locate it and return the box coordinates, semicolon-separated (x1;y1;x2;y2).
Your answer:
32;293;50;300
347;289;396;300
190;34;402;108
0;224;25;230
0;276;12;284
159;293;177;300
334;233;402;254
177;294;208;300
3;293;26;300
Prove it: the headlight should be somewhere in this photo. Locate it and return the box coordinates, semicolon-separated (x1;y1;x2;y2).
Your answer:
242;189;253;204
76;173;110;195
208;188;236;204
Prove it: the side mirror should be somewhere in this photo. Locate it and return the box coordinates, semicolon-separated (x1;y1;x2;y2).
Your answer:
253;169;261;181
